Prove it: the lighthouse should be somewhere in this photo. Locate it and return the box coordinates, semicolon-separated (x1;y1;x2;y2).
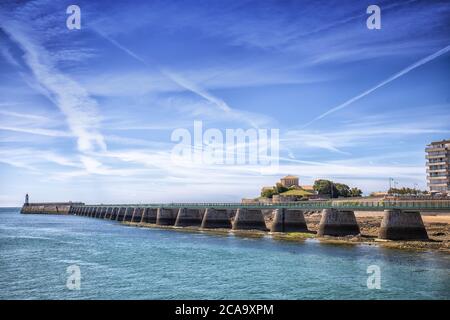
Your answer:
25;194;29;206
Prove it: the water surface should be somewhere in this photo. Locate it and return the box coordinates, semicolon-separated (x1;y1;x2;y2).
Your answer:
0;208;449;299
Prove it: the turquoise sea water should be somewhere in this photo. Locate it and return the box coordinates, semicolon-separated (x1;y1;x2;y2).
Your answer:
0;207;449;300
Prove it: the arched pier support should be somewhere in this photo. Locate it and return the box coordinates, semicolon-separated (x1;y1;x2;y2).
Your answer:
232;208;268;231
271;209;308;232
141;208;157;224
122;207;134;222
156;208;178;226
174;208;203;227
201;208;231;229
378;209;428;240
317;209;360;237
110;207;119;220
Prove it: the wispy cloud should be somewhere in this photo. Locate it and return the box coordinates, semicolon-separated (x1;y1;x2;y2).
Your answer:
302;45;450;127
94;30;265;128
0;109;49;121
0;125;71;137
1;19;106;153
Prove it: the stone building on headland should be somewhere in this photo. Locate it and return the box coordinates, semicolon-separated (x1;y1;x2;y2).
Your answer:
280;175;299;188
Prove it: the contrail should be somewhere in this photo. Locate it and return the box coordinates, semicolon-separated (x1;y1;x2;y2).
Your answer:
94;30;235;116
302;44;450;128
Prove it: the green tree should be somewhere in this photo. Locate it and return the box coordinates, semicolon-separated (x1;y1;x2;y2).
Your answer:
261;188;276;198
335;183;351;197
350;187;363;197
313;179;339;198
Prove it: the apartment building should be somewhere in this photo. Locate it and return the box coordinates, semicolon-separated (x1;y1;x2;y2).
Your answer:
426;139;450;194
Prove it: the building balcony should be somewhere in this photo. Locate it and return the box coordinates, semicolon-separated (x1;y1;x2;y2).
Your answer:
425;147;446;152
425;155;448;160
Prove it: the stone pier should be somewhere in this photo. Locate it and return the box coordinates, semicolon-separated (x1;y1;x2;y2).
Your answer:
378;209;428;240
174;208;203;227
141;208;157;224
201;208;232;229
317;209;360;237
232;208;268;231
270;209;308;232
156;208;178;226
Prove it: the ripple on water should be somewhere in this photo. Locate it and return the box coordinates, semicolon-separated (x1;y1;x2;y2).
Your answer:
0;209;449;299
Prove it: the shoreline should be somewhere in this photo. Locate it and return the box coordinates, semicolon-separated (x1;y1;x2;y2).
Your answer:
121;213;450;253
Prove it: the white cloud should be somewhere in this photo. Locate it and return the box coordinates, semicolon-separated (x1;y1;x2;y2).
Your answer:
1;20;106;153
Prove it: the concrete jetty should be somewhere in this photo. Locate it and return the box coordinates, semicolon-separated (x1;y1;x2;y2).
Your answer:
156;208;178;226
22;197;450;243
270;209;308;232
379;209;428;240
141;208;157;224
174;208;203;227
232;208;268;231
317;209;360;237
20;202;84;214
201;208;232;229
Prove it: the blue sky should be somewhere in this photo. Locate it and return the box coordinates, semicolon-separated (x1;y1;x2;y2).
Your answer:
0;0;449;205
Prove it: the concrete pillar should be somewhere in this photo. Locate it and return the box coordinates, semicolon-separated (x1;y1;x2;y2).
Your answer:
141;208;157;224
232;208;268;231
122;207;134;222
94;207;101;218
101;207;108;219
115;207;125;221
379;209;428;240
110;207;119;220
105;207;113;219
156;208;178;226
317;209;360;237
175;208;203;227
271;209;308;233
131;208;144;223
201;208;232;229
